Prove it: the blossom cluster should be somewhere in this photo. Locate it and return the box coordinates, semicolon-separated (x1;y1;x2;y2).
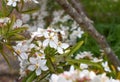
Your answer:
22;10;84;45
13;27;69;77
75;51;112;72
1;0;120;81
50;66;120;82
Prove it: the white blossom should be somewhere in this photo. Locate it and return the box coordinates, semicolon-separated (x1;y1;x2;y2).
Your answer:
0;17;10;23
92;57;103;63
31;28;45;38
43;31;58;49
117;67;120;71
57;41;69;54
50;67;120;82
106;78;120;82
13;19;23;28
13;41;29;55
18;53;29;77
7;0;20;7
28;57;48;76
102;62;111;72
75;51;93;59
80;63;88;69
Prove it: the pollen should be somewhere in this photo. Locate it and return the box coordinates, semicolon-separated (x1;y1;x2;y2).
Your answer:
36;63;39;69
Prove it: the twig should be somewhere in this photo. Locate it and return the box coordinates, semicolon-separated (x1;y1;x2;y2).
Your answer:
55;0;120;68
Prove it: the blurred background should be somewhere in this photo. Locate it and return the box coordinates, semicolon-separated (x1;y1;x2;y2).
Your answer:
0;0;120;82
80;0;120;58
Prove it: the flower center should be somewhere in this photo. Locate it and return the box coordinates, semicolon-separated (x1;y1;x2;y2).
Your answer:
36;63;39;69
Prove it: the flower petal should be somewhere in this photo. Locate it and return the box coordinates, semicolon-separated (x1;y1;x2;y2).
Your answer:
41;66;48;71
43;31;49;38
12;2;17;7
20;53;28;60
28;65;36;71
33;0;39;3
29;57;37;64
50;41;57;49
43;39;49;47
57;47;63;54
36;69;41;76
61;43;69;49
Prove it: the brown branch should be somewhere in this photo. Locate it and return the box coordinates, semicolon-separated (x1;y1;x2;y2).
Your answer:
55;0;120;68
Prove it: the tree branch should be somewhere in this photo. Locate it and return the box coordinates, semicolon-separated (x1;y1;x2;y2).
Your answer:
55;0;120;68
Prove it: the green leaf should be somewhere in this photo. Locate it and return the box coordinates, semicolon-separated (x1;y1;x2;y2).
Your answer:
9;15;16;30
7;27;28;39
23;71;37;82
66;41;84;56
0;11;3;17
1;0;13;17
36;71;50;82
44;46;57;56
1;24;9;36
46;57;56;73
9;34;26;41
6;7;14;17
117;72;120;80
1;0;7;17
8;27;28;35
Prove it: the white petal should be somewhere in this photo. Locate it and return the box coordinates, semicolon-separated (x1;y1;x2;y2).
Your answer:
36;69;41;76
53;36;58;43
13;2;17;7
89;71;96;79
43;31;49;38
7;1;12;6
43;39;49;47
29;57;37;64
117;67;120;71
29;44;35;49
50;32;55;37
57;47;63;54
28;65;36;71
61;43;69;49
69;65;75;72
41;66;48;71
50;41;57;49
33;0;39;3
80;63;88;69
50;74;59;82
58;77;70;82
16;19;22;27
20;53;28;60
38;60;47;65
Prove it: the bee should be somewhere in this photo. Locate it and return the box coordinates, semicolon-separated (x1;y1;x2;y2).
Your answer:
57;32;63;41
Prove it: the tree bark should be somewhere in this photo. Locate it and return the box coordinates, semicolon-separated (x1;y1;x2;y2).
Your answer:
55;0;120;69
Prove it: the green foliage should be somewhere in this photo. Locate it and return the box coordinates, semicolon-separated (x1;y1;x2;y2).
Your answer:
67;58;104;71
95;24;120;59
23;71;37;82
77;1;120;58
66;41;84;56
0;0;13;17
80;24;120;58
80;34;100;56
0;16;28;67
81;0;120;24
